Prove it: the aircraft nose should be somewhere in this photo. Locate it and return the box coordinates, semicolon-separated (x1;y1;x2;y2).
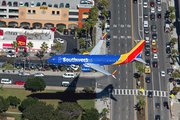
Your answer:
46;58;51;63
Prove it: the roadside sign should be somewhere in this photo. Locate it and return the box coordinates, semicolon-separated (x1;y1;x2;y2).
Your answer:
171;94;174;98
141;88;144;93
40;6;48;10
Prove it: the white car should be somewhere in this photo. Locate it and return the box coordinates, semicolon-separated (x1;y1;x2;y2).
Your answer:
7;53;16;57
157;6;162;11
70;64;79;71
145;37;150;43
34;73;44;77
143;2;148;8
161;71;165;77
56;38;64;43
19;2;24;6
30;1;35;7
153;53;158;59
144;21;148;28
151;7;155;13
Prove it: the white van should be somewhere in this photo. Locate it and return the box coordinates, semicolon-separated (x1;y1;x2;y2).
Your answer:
144;21;148;28
62;73;74;79
1;78;12;84
62;81;70;87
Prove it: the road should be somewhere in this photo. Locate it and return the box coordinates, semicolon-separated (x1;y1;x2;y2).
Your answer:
107;0;134;120
142;0;170;119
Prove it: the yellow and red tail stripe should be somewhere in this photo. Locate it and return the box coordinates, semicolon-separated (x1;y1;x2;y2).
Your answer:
101;33;107;40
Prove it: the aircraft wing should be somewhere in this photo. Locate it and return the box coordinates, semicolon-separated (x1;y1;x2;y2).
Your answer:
89;33;107;55
84;63;111;76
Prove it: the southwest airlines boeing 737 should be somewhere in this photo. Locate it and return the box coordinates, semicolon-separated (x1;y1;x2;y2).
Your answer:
47;33;146;79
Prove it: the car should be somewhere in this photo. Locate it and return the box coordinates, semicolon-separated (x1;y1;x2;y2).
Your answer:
153;61;158;67
145;44;150;50
157;13;161;18
107;34;111;40
133;0;137;4
145;50;150;56
62;73;74;79
18;72;30;76
19;2;23;6
155;115;160;120
151;25;157;32
148;91;153;98
30;63;35;69
157;6;162;11
106;41;110;48
56;38;64;43
150;7;155;13
49;52;56;56
164;101;168;107
169;78;174;82
64;29;69;35
106;27;110;32
107;19;110;25
145;66;151;73
146;77;150;83
134;73;140;78
150;14;155;20
108;11;111;19
7;53;16;57
145;59;150;65
161;71;165;77
64;65;71;71
34;73;44;77
152;47;157;52
143;2;148;8
65;3;70;8
153;53;158;59
166;47;171;54
2;0;6;6
166;42;170;48
152;33;157;39
42;2;47;6
70;64;79;71
70;29;75;35
24;2;29;7
36;2;41;6
25;64;29;69
44;64;49;70
13;1;18;7
165;11;170;20
7;1;12;6
15;81;25;85
144;12;148;18
54;4;58;8
157;0;161;4
150;2;154;6
50;28;56;32
167;68;173;75
156;103;160;108
36;64;42;70
145;37;150;43
51;65;57;70
144;21;148;27
152;40;156;45
144;28;149;34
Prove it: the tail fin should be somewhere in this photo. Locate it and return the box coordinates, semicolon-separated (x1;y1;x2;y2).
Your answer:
101;32;107;40
112;70;117;79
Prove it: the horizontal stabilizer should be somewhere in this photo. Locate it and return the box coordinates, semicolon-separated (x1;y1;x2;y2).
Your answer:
134;58;146;64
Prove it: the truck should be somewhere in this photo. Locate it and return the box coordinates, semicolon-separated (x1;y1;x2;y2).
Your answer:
165;24;170;33
18;71;30;77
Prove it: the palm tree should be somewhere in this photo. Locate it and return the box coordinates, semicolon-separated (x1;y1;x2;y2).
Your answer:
54;41;62;51
170;38;178;46
88;19;97;46
79;38;86;49
171;49;178;56
82;22;91;51
137;99;146;115
101;9;109;20
99;0;109;8
172;72;180;79
169;14;176;23
27;42;33;53
40;42;48;66
137;67;144;75
101;108;109;116
11;41;19;54
168;6;176;13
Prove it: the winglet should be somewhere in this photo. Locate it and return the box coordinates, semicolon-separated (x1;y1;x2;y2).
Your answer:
112;70;117;79
101;32;107;40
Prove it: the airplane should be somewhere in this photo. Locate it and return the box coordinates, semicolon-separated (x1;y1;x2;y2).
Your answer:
47;33;146;79
28;75;117;102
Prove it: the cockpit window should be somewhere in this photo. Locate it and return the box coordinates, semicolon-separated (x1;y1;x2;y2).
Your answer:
51;57;55;60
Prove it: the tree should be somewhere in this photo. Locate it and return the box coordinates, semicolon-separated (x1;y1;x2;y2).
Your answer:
82;22;91;51
171;49;178;56
101;9;109;20
169;14;176;22
27;42;33;53
92;87;95;92
7;96;21;108
88;18;97;46
19;97;38;112
81;108;100;120
100;20;106;28
168;6;176;13
0;96;10;112
170;38;178;45
79;37;86;49
84;87;91;93
172;86;180;94
101;116;110;120
137;95;144;100
172;72;180;78
56;102;83;120
99;0;109;8
101;108;109;116
11;41;19;53
25;77;46;92
54;40;62;51
40;42;48;52
137;99;146;114
137;67;144;75
22;101;55;120
57;26;64;32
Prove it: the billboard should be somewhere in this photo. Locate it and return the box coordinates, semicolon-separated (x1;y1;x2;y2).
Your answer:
16;35;27;47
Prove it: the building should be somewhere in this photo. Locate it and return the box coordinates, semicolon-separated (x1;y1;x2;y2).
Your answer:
0;28;54;52
0;0;94;29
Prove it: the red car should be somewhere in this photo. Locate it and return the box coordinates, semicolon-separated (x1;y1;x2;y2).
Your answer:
150;2;154;6
15;81;25;85
50;28;56;32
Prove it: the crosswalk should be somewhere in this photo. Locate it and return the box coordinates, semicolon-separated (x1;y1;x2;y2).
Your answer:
113;89;168;97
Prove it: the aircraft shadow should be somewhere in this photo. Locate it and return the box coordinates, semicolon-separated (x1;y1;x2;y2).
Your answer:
27;75;117;102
